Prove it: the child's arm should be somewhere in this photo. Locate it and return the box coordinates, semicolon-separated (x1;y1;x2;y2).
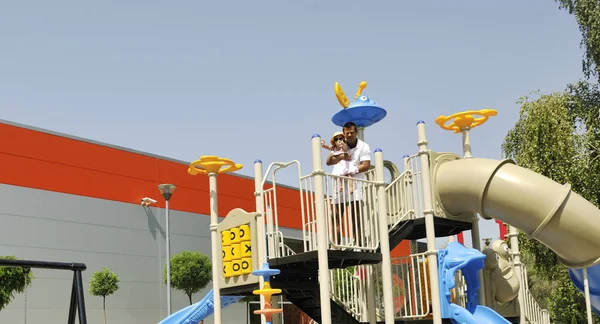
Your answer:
321;140;334;151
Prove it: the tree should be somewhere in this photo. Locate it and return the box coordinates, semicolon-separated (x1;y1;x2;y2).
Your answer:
89;268;120;324
0;256;34;311
164;251;212;305
502;81;600;323
555;0;600;80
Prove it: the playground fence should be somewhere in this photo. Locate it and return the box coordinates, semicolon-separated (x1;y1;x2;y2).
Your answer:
299;172;381;252
520;265;551;324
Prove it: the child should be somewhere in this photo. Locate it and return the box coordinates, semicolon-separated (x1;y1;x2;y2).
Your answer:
321;131;359;193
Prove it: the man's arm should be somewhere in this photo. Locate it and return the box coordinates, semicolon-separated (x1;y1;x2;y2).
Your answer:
356;160;371;173
326;153;350;166
356;144;372;173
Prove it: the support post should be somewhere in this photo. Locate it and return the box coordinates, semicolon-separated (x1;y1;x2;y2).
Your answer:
374;149;395;324
165;199;172;315
311;134;332;324
254;160;267;324
460;128;473;159
357;127;365;141
584;268;593;324
75;270;87;324
208;172;223;324
403;154;420;254
507;225;526;324
416;121;442;324
187;156;243;324
460;126;485;304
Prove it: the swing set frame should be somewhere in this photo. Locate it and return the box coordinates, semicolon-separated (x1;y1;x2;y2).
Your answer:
0;258;88;324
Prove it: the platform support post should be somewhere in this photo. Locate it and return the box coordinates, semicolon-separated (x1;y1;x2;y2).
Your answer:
311;134;332;324
254;160;268;324
375;149;395;324
416;121;442;324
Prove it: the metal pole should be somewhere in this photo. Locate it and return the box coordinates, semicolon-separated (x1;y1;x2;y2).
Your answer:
416;121;442;324
166;199;172;315
357;127;365;142
209;172;223;324
374;149;395;324
460;127;484;304
254;160;267;324
507;224;526;324
311;134;332;324
584;268;593;324
460;128;473;159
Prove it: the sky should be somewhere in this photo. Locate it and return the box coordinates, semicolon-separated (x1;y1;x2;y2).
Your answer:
0;1;588;247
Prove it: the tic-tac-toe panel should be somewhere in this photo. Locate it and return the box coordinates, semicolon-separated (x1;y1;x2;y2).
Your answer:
217;208;260;290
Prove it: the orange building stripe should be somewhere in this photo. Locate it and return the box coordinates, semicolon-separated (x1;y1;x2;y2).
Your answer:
0;123;303;230
0;122;409;253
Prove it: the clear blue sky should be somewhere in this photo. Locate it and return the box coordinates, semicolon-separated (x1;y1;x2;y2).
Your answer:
0;1;587;245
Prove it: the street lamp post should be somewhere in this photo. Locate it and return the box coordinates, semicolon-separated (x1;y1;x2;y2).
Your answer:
158;183;177;315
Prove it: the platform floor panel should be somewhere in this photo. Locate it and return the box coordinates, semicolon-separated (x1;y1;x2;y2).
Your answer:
268;249;383;270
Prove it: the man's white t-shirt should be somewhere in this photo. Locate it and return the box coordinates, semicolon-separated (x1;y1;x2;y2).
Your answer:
347;138;371;181
331;138;371;202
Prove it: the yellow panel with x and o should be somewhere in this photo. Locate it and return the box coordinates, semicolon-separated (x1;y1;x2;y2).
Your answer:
222;222;253;278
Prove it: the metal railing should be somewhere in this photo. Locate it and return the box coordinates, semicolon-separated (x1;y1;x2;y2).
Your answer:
330;267;366;322
259;160;304;261
384;170;416;228
520;265;552;324
371;252;432;320
403;154;427;220
300;172;380;252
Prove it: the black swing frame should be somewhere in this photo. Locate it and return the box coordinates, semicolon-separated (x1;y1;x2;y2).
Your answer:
0;258;88;324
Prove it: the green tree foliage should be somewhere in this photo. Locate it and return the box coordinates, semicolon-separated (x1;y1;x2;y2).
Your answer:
555;0;600;79
89;268;120;324
502;81;600;323
164;251;212;305
0;256;34;311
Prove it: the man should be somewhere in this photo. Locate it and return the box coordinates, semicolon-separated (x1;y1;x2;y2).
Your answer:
326;121;372;249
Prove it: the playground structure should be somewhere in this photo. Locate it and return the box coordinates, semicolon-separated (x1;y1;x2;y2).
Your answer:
160;81;600;324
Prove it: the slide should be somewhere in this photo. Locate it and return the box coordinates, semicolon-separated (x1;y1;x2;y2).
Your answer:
449;304;510;324
158;289;243;324
433;157;600;321
438;242;510;323
569;263;600;316
434;157;600;269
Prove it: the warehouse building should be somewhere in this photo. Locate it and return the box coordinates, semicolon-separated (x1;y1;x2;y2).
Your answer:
0;119;411;324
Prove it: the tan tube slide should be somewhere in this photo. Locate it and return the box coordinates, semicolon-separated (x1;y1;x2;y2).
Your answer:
434;157;600;268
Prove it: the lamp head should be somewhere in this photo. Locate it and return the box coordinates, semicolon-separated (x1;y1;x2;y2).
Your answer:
158;184;176;201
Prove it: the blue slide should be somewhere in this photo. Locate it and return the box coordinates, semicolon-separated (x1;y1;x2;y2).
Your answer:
159;289;243;324
569;263;600;317
438;242;510;324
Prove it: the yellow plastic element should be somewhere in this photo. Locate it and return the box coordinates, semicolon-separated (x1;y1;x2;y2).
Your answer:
230;227;240;244
354;81;367;100
241;241;252;258
253;281;283;322
188;156;243;175
435;109;498;133
223;246;233;262
223;262;233;278
334;82;350;108
221;224;254;280
222;230;231;246
240;258;252;274
231;243;241;260
239;224;250;242
231;260;242;276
